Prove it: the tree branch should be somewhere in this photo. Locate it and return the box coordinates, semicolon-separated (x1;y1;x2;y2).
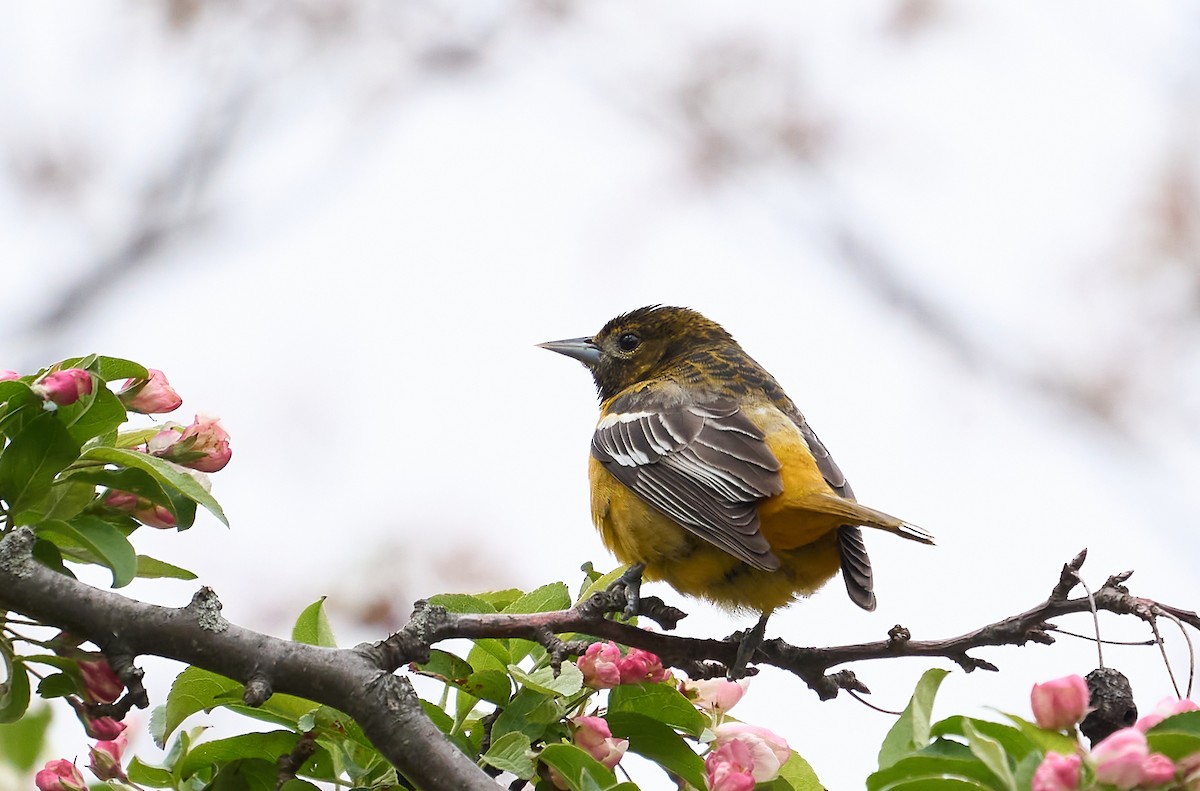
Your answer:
0;528;499;790
2;525;1193;787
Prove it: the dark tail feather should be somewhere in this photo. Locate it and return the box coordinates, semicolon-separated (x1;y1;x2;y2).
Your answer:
837;526;876;611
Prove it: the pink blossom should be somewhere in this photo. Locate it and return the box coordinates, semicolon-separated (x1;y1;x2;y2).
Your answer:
0;370;19;381
35;759;87;791
78;658;123;704
711;722;790;783
1092;727;1150;789
577;641;622;689
571;716;628;770
148;414;231;472
1031;675;1090;730
683;678;750;714
1141;752;1177;787
88;732;128;781
618;647;670;684
33;369;93;406
117;368;182;414
104;490;176;529
705;739;757;791
1031;752;1081;791
1136;697;1200;732
85;716;127;741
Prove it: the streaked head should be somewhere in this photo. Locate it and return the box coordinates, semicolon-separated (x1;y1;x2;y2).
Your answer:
539;305;736;400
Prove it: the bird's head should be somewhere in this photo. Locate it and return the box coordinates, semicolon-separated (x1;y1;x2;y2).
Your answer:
539;305;736;401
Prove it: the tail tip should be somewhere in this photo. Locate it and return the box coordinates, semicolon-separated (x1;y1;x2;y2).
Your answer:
900;522;936;545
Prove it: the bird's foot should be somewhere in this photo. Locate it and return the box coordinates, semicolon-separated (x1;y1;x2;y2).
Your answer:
606;563;646;619
727;613;770;680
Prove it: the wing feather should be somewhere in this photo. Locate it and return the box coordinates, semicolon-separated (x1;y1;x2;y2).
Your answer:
592;394;783;571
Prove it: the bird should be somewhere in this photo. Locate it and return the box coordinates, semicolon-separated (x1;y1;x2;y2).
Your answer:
539;305;933;677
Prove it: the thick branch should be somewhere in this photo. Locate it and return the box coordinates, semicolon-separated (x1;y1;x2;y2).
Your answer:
0;528;498;790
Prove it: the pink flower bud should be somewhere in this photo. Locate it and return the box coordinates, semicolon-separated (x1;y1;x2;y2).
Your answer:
571;716;628;770
711;723;790;783
148;414;231;472
1031;752;1081;791
1141;752;1177;786
117;368;182;414
1092;727;1150;789
33;369;93;406
683;678;750;714
85;716;127;741
618;647;670;684
705;740;757;791
88;733;128;781
35;759;87;791
1031;675;1089;730
0;370;19;381
78;658;124;704
577;641;623;689
1136;697;1200;732
104;490;176;529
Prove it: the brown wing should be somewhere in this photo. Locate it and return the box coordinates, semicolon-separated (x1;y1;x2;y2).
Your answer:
591;394;783;571
798;420;876;611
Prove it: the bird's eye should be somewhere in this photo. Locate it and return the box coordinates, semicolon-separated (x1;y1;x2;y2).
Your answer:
617;332;641;352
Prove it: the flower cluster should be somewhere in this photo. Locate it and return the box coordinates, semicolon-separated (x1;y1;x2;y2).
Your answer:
36;655;130;788
576;640;670;689
571;642;790;789
1029;675;1200;790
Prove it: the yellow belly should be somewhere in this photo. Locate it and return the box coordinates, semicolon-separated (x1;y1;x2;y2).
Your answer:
588;456;842;614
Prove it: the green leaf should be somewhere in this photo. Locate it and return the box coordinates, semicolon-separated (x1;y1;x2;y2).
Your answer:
0;412;81;518
136;554;198;581
868;746;1006;791
416;649;475;685
179;731;318;780
461;669;514;706
606;711;706;790
608;683;706;738
36;516;139;588
998;713;1079;757
934;716;1039;762
508;662;583;697
504;582;571;663
59;355;148;383
207;758;278;791
66;466;171;507
0;702;52;772
292;598;338;647
128;756;175;788
36;672;78;699
31;480;95;522
538;744;619;791
80;446;228;526
476;588;525;610
493;688;563;743
1146;710;1200;760
962;719;1016;791
761;751;825;791
55;383;127;445
878;668;950;769
426;593;497;614
0;649;30;723
482;731;536;779
161;667;243;746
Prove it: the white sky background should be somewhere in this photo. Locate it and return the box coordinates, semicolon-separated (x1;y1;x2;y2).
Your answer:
3;2;1200;788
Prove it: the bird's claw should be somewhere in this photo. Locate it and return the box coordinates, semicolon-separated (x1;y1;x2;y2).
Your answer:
606;563;646;619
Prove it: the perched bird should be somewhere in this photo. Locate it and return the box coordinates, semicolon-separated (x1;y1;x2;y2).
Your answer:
540;305;933;676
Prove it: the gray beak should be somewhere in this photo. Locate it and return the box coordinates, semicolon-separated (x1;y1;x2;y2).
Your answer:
538;336;602;367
